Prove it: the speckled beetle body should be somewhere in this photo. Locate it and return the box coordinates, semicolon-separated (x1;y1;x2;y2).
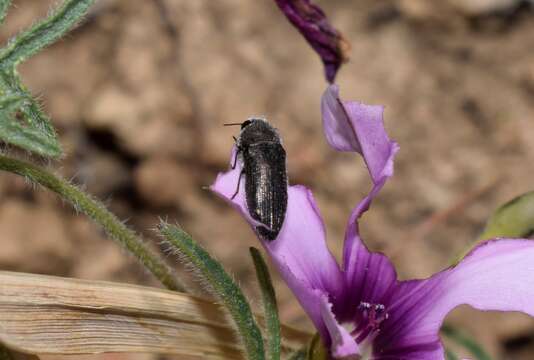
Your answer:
232;118;288;241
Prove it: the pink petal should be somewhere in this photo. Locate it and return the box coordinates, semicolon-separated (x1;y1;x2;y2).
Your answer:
432;238;534;323
320;295;360;358
320;85;399;278
341;234;398;321
210;146;343;338
374;239;534;358
321;84;398;184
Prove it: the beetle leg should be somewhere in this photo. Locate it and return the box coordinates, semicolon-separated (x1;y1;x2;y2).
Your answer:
231;147;241;169
230;169;245;200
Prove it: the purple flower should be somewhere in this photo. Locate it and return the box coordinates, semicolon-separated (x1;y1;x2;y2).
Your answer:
273;0;350;83
211;85;534;359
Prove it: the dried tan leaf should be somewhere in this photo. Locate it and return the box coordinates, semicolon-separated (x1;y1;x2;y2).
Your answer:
0;271;309;359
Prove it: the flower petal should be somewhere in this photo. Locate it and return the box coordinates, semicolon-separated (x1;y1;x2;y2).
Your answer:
273;0;350;83
321;85;399;279
339;235;398;322
320;295;360;358
210;146;343;339
374;239;534;358
321;84;398;185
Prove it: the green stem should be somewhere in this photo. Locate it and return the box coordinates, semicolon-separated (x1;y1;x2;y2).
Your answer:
0;155;183;291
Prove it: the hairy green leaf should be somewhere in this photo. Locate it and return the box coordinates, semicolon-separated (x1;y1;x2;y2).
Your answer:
160;224;265;360
0;0;95;157
250;247;281;360
0;70;61;157
0;0;95;67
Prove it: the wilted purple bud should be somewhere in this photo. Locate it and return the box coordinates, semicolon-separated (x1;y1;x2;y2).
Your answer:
273;0;350;83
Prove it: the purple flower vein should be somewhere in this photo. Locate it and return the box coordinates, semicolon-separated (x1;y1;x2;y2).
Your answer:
211;85;534;359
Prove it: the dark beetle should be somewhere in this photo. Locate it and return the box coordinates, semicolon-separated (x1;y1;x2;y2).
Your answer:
228;118;288;241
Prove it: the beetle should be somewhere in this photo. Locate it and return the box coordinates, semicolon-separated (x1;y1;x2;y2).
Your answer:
225;118;288;241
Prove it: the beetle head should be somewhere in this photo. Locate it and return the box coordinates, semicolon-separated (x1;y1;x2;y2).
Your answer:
239;118;280;146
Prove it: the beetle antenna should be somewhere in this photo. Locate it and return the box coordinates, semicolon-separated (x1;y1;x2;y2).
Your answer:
223;122;243;126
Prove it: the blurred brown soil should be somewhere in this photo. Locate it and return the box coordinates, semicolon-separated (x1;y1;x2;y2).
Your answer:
1;0;534;359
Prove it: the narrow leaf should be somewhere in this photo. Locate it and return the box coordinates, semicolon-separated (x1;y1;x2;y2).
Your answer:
441;324;492;360
159;224;265;360
478;191;534;241
250;247;281;360
0;0;11;25
0;271;308;358
0;101;61;158
0;0;96;157
0;0;95;67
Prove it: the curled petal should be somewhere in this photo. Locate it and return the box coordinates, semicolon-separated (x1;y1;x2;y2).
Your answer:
374;239;534;358
321;85;399;275
210;147;343;339
273;0;350;83
321;85;398;184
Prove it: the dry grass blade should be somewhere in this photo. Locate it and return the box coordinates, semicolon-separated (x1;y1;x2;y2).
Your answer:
0;271;309;358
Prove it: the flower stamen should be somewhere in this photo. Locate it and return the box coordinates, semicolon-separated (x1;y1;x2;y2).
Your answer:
352;302;389;345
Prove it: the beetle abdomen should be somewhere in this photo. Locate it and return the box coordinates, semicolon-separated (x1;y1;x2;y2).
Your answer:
243;142;287;241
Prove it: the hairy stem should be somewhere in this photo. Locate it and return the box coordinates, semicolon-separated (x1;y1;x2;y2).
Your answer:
0;154;183;292
160;224;265;360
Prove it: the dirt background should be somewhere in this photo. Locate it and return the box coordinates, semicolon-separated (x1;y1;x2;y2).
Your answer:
1;0;534;359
